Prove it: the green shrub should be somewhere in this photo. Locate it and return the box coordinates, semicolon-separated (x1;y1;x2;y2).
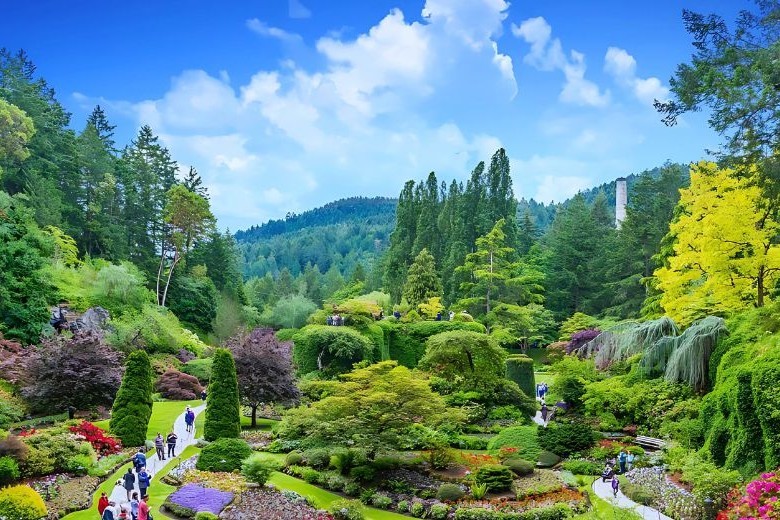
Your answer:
506;355;535;400
371;494;392;509
452;435;489;450
330;448;362;475
343;481;362;496
474;465;513;491
537;421;595;457
204;348;241;441
0;456;20;486
410;501;425;517
63;453;95;476
285;451;304;466
437;483;466;502
329;498;364;520
396;500;410;513
241;453;278;485
303;447;331;469
302;467;323;484
182;357;213;384
454;503;573;520
350;465;375;482
536;451;561;468
196;438;252;472
371;454;402;471
622;481;657;506
470;482;488;499
323;473;348;491
18;446;54;477
110;350;153;447
293;325;376;375
486;426;540;460
194;513;219;520
430;503;449;519
561;459;601;475
503;457;534;476
0;484;47;520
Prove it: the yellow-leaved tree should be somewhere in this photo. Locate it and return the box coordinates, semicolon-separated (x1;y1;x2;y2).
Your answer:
655;161;780;326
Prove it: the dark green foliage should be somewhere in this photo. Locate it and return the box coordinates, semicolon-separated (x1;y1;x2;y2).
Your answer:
285;452;303;466
167;273;218;332
110;350;153;446
454;504;572;520
419;331;507;391
292;325;376;375
436;483;465;502
535;451;561;468
561;459;601;475
403;248;442;307
506;355;535;399
752;361;780;469
196;438;251;472
503;457;534;476
537;422;596;458
474;465;513;491
302;448;332;469
377;320;486;368
725;371;764;471
204;348;241;441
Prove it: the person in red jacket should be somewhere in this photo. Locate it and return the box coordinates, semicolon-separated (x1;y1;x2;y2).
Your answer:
137;495;150;520
97;492;109;517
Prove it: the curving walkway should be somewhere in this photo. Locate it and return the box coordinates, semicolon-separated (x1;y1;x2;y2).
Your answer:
108;404;205;507
591;476;674;520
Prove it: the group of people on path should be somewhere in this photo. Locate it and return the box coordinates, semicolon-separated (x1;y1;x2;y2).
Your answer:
154;430;178;460
535;382;549;400
97;448;153;520
601;449;638;497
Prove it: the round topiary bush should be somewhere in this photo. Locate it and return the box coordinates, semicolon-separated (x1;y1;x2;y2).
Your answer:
196;438;251;472
194;513;220;520
536;450;562;468
303;448;331;469
436;483;465;502
0;484;47;520
241;453;278;485
474;465;513;491
506;354;535;400
503;457;535;476
285;451;304;466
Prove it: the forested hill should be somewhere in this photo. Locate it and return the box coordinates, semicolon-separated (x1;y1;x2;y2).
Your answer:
236;197;397;280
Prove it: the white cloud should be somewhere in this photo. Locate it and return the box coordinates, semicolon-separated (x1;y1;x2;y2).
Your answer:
513;17;608;107
288;0;311;19
604;47;668;105
246;18;303;44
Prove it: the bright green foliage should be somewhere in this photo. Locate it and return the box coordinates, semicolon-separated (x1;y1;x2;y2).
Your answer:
110;350;153;446
204;348;241;441
182;357;213;383
0;98;35;178
263;294;317;329
292;325;376;376
503;457;534;476
196;437;251;472
0;455;20;486
419;331;506;391
552;357;599;410
108;304;207;355
277;361;451;454
241;453;278;485
752;361;780;469
0;485;47;520
485;303;557;348
486;426;541;461
474;465;513;491
418;296;444;320
403;248;442;308
194;513;219;520
376;319;486;368
329;499;364;520
724;371;764;473
436;483;465;502
506;355;535;399
0;191;54;342
558;312;599;341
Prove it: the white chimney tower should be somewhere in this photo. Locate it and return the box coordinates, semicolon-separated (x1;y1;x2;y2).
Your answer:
615;177;627;228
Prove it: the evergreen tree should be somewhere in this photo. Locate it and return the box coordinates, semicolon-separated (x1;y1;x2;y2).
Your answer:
411;172;442;258
275;267;296;298
384;180;417;302
204;348;241;441
110;350;153;447
517;211;538;257
182;166;209;199
403;248;442;308
86;105;117;154
485;148;518;247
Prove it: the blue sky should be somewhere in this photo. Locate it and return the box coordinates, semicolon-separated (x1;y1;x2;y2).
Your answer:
1;0;751;230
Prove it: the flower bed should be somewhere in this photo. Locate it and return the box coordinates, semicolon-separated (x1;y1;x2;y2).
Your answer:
625;467;703;520
163;483;234;517
30;473;101;519
718;471;779;520
68;421;121;456
182;469;247;493
221;488;334;520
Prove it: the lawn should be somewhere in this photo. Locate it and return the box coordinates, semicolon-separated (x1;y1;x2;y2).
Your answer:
92;399;203;439
240;414;279;430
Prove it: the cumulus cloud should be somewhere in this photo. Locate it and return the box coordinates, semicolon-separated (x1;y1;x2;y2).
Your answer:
513;16;608;107
246;18;303;44
604;47;668;105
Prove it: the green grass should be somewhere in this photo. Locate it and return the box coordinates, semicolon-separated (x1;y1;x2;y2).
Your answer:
240;415;279;430
147;400;202;438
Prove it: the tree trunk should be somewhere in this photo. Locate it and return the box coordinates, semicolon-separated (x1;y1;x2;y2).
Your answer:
757;266;765;307
160;251;180;308
156;244;167;306
251;403;258;428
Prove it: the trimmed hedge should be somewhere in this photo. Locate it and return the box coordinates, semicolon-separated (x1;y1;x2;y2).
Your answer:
196;438;252;472
204;348;241;441
0;484;47;520
292;325;376;375
506;355;535;400
110;350;153;446
537;422;595;457
503;457;534;476
377;320;486;368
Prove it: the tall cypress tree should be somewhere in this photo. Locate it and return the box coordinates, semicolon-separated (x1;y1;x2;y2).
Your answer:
204;348;241;441
110;350;153;447
403;248;442;308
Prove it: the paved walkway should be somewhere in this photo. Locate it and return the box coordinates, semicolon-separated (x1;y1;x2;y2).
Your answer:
109;404;205;508
592;476;674;520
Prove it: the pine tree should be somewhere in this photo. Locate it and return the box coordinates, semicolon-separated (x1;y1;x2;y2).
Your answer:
384;181;417;302
204;348;241;441
86;105;117;154
182;166;209;199
110;350;153;447
517;211;538;256
403;248;442;308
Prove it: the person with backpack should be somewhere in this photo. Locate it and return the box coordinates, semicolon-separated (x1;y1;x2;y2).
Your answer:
154;433;165;460
137;467;151;499
184;408;195;433
166;430;178;458
132;450;146;473
122;467;136;501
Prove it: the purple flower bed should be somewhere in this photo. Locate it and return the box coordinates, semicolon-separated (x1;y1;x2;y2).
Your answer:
165;483;234;516
221;489;334;520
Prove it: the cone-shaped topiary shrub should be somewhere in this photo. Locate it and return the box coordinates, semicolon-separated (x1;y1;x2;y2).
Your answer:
204;348;241;441
506;354;535;400
110;350;153;446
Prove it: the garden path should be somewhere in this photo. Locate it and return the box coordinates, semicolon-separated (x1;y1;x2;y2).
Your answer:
591;476;674;520
108;404;206;507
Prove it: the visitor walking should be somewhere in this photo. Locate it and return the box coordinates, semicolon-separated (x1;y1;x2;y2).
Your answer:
98;492;109;518
185;407;195;433
154;433;165;460
130;492;139;520
626;452;635;471
541;404;548;423
132;449;146;473
201;389;207;401
122;468;135;501
137;495;150;520
167;430;178;458
137;467;151;499
611;474;620;497
102;501;118;520
618;449;627;474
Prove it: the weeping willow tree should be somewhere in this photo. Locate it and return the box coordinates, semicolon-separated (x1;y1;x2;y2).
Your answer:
578;317;678;369
660;316;728;392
